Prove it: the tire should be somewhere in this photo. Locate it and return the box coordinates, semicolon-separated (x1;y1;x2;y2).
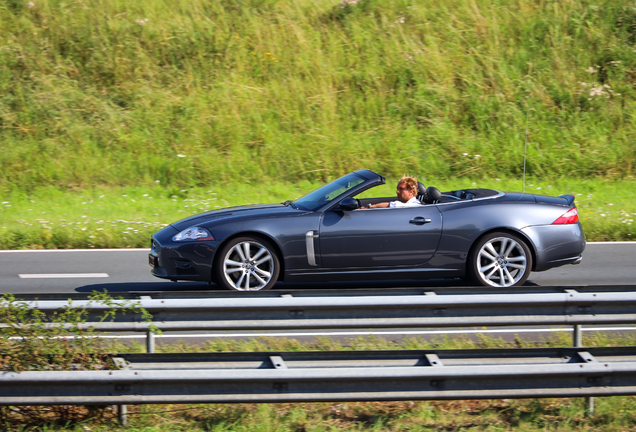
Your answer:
469;232;532;288
214;237;280;291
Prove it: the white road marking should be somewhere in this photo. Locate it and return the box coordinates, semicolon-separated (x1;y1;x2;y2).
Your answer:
19;273;110;279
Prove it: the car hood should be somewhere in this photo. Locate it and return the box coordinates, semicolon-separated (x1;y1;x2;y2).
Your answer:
170;203;297;231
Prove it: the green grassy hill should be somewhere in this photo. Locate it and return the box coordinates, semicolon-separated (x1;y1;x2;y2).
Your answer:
1;0;635;194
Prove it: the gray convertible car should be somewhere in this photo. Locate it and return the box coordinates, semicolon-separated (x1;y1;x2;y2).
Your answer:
149;169;585;290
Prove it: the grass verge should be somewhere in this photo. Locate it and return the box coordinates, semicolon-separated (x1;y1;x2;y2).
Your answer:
0;177;634;250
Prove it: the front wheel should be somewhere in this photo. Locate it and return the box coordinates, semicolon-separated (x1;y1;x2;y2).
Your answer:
469;232;532;288
214;237;280;291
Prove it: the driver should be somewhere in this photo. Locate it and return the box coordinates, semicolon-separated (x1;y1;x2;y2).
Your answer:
361;176;421;208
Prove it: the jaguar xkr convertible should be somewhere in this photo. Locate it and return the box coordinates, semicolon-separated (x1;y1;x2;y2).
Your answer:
149;169;585;290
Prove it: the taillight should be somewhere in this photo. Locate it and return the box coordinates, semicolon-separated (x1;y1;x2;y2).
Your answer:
552;207;579;225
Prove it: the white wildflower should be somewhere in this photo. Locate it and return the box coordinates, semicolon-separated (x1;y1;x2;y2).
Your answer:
391;17;405;26
340;0;360;7
589;86;605;97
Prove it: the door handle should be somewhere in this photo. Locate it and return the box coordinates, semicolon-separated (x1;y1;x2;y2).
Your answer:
409;217;431;225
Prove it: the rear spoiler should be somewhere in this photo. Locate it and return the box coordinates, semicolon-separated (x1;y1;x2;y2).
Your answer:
558;194;576;206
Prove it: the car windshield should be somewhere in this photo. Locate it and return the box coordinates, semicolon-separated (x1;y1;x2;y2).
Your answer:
293;173;366;211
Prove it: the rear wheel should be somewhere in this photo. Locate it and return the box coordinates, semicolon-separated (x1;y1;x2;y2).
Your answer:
214;237;280;291
469;232;532;287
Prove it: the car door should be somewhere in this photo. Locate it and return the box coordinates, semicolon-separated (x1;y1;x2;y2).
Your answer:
318;206;443;268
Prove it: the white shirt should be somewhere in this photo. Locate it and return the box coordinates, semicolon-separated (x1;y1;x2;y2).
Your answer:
389;197;422;208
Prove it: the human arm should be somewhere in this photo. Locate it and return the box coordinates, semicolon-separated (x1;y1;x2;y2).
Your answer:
361;202;390;209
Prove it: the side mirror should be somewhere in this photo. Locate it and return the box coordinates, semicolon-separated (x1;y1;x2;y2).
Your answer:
339;197;359;211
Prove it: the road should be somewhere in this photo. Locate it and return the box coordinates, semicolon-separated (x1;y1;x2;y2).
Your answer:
0;242;634;295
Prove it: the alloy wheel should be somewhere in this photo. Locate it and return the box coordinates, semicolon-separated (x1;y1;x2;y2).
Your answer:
222;240;275;291
476;236;529;287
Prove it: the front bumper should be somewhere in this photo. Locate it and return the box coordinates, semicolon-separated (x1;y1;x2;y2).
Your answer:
149;226;219;282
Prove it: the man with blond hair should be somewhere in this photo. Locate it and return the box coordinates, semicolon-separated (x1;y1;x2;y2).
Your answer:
361;175;421;208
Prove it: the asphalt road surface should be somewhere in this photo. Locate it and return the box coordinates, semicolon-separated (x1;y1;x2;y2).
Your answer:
0;242;634;295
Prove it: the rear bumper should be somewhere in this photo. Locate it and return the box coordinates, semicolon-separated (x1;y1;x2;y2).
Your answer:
521;223;586;272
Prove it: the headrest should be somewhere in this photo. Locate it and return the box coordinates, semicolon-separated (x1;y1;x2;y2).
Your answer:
424;186;441;204
417;181;426;196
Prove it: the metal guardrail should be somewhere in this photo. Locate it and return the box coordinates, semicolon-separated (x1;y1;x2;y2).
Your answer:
4;287;635;423
6;287;636;333
4;347;636;405
10;284;636;301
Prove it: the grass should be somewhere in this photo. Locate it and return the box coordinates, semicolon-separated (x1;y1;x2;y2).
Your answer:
2;0;635;247
1;0;636;194
15;397;633;431
9;398;636;431
0;176;633;249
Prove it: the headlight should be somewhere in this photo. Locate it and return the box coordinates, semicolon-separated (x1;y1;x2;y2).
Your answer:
172;226;215;242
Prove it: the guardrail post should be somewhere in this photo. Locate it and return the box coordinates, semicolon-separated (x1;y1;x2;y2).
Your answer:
147;330;155;353
573;324;583;348
573;324;594;415
117;404;127;426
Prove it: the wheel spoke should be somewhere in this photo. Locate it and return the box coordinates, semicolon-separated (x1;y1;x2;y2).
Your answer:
503;267;515;285
251;247;267;262
479;250;497;262
484;267;498;280
235;273;245;289
480;262;496;273
225;267;243;274
253;266;271;278
225;259;243;267
243;274;251;290
255;255;272;266
506;263;525;270
503;240;517;258
242;242;251;260
234;245;247;262
485;243;499;257
507;256;526;263
252;272;267;286
497;268;506;285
